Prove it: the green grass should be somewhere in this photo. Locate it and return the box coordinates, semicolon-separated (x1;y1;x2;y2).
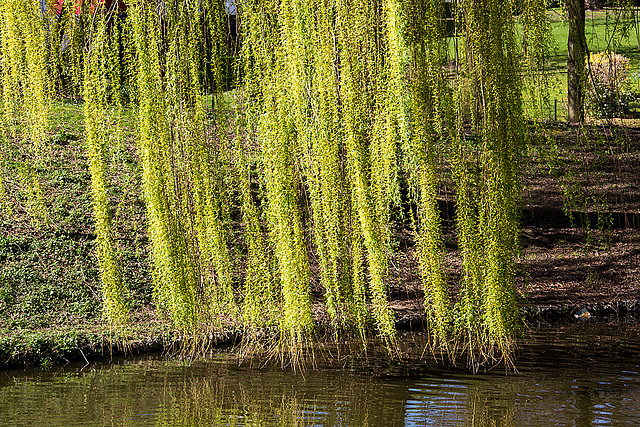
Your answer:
547;8;640;67
545;8;640;119
0;99;157;367
445;8;640;120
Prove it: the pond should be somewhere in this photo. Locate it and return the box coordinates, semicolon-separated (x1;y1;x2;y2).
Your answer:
1;324;639;426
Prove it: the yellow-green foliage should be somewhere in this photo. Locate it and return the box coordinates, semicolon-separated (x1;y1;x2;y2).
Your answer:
240;0;409;354
0;134;7;214
0;0;50;224
134;0;526;364
240;0;407;349
235;0;284;351
0;0;24;134
83;9;128;327
46;0;90;97
131;0;237;341
236;134;279;338
338;0;397;344
279;0;348;336
456;0;524;366
253;0;315;354
521;0;552;118
131;0;183;328
22;2;49;157
3;0;539;368
404;0;452;351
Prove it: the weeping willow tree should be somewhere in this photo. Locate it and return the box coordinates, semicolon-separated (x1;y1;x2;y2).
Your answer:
235;0;540;367
401;0;453;353
452;0;530;367
2;0;558;369
240;0;317;361
236;0;278;346
338;0;398;346
126;0;545;366
240;0;403;356
130;0;237;345
83;7;129;327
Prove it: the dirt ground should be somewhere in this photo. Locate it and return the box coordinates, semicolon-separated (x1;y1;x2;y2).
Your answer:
378;124;640;323
519;125;640;306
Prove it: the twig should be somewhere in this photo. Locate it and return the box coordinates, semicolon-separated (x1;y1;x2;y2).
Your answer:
78;347;90;367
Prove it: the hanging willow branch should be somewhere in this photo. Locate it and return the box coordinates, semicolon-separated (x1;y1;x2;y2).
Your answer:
1;0;51;225
456;0;524;367
338;0;397;345
130;0;238;344
83;9;128;327
403;0;452;353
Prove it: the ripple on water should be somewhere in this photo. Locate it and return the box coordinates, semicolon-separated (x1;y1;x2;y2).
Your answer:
1;325;640;426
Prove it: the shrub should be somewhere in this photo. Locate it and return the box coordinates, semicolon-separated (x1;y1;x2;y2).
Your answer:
585;51;631;117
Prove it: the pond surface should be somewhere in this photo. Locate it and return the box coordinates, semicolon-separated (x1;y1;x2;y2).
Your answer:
1;324;640;426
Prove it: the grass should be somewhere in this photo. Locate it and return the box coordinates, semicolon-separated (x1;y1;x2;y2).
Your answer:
445;7;640;121
0;98;159;367
545;8;640;119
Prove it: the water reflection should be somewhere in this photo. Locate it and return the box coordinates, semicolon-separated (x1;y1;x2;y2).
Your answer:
154;376;378;426
1;325;640;426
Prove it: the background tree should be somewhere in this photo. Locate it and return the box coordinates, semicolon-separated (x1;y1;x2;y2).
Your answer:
568;0;588;123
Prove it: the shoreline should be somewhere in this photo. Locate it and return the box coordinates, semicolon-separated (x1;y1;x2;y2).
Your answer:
3;300;639;371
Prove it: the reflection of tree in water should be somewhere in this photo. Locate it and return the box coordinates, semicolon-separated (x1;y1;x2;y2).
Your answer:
466;387;516;427
2;336;640;427
156;380;310;426
149;361;523;427
153;369;410;426
155;373;521;426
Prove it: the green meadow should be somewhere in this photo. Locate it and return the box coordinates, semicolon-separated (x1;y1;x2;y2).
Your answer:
545;8;639;118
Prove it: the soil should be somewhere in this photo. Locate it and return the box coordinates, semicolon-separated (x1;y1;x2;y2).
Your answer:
519;125;640;302
379;123;640;325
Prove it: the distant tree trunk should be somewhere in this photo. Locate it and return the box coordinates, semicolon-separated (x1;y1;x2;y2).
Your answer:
567;0;587;123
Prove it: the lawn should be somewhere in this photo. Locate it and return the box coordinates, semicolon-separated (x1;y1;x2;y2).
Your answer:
545;7;640;119
446;7;640;121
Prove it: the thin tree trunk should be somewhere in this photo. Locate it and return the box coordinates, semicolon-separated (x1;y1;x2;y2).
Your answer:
568;0;587;124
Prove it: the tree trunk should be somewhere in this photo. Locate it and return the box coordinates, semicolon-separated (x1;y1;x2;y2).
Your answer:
567;0;587;124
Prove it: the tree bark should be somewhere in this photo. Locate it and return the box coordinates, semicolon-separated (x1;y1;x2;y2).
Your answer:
567;0;587;124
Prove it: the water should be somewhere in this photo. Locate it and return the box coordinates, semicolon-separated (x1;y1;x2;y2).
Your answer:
1;324;640;426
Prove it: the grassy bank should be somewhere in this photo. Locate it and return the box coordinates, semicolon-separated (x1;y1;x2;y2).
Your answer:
0;99;159;368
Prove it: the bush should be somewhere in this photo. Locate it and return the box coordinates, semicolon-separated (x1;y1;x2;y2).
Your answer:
585;51;631;117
